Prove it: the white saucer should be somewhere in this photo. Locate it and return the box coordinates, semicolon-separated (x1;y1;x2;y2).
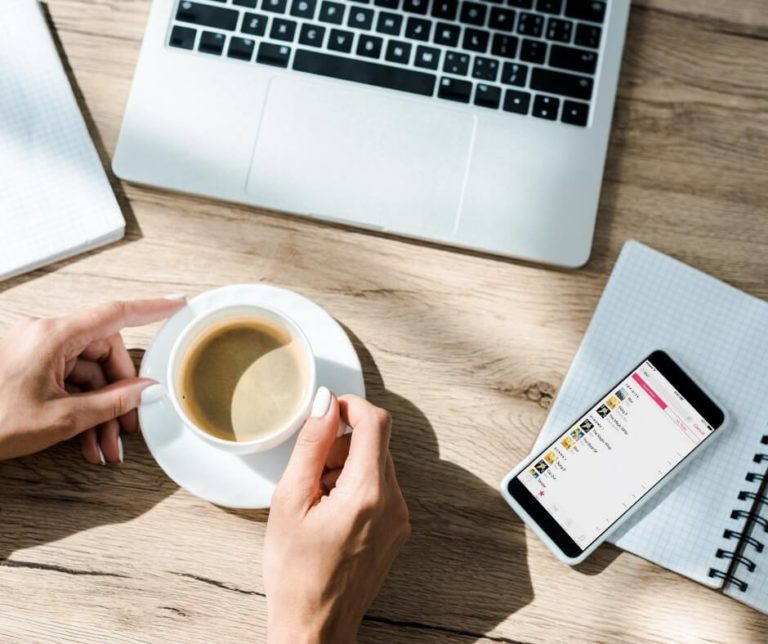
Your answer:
138;285;365;508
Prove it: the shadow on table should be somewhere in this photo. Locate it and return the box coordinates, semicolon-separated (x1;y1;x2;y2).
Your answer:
0;350;176;566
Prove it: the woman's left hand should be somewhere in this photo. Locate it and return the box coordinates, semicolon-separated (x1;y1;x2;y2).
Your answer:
0;298;184;464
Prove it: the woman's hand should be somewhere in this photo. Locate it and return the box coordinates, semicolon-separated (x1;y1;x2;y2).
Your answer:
0;297;185;464
264;390;411;644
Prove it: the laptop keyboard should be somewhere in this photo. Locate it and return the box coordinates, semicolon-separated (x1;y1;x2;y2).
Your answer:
167;0;605;127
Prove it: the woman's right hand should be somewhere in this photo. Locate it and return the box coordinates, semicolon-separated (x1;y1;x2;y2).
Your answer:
264;390;411;644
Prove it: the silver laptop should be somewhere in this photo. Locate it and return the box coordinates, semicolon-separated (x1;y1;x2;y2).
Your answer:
114;0;629;267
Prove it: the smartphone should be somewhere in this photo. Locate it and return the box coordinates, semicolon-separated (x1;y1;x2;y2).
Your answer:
500;350;728;565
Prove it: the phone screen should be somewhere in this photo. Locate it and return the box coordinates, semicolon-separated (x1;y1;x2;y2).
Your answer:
512;353;723;552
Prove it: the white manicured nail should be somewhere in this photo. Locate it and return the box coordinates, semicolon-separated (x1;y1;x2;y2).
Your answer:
164;293;186;301
97;445;106;466
311;386;331;418
140;383;165;406
117;436;124;464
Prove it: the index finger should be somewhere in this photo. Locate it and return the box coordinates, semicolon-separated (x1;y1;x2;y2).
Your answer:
336;395;391;484
56;298;186;351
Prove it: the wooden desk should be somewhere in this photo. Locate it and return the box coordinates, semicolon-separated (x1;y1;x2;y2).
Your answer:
1;1;767;641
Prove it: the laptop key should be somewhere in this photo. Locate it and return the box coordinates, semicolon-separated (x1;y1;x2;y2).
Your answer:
536;0;562;14
257;42;292;66
348;7;374;30
319;1;345;24
176;2;239;31
432;0;458;20
405;17;431;41
271;18;297;41
199;30;225;55
475;83;501;109
169;25;197;50
357;34;383;58
531;67;592;99
438;77;472;103
443;51;470;75
549;44;597;74
328;28;354;52
574;23;601;48
503;88;531;114
459;2;487;26
299;23;326;46
385;39;412;64
293;49;436;96
290;0;317;19
228;36;256;60
489;7;516;32
472;57;499;81
500;61;528;86
462;28;489;53
532;94;559;120
546;18;572;42
241;12;268;36
262;0;288;14
507;0;533;7
376;12;403;35
561;99;589;126
233;0;258;6
375;0;400;7
516;12;543;37
414;45;440;69
492;33;518;59
434;22;461;47
403;0;428;15
565;0;606;24
520;38;546;63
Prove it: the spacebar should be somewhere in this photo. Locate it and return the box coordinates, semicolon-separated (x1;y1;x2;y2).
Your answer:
293;50;436;97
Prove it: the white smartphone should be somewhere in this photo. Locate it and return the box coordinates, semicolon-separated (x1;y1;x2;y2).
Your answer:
500;351;728;565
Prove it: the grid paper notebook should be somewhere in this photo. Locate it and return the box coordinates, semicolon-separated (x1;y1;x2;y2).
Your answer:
0;0;124;281
534;241;768;614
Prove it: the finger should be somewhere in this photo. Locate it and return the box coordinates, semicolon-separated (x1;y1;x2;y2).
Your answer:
82;334;140;434
80;428;104;466
98;419;122;464
279;387;340;509
49;378;155;440
56;298;186;352
321;468;342;494
325;433;351;471
66;358;108;391
336;395;391;486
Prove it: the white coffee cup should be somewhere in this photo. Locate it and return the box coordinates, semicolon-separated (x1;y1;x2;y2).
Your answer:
166;303;317;455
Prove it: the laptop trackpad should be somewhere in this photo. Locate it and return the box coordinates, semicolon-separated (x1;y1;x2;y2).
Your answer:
246;77;476;236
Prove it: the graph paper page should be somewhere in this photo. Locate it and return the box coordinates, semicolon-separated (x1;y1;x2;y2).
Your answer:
534;241;768;589
0;0;123;280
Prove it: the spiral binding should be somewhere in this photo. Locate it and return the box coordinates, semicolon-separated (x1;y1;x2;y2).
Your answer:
707;434;768;593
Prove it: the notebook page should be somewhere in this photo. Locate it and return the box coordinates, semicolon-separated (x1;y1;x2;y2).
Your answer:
0;0;124;281
534;241;768;587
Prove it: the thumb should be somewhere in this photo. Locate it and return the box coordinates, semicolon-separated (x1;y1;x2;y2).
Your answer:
51;378;155;439
279;387;340;508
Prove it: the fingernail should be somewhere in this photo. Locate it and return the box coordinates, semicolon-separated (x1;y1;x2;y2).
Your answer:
140;383;165;406
97;445;106;466
311;386;331;418
336;418;347;438
117;436;124;464
164;293;186;301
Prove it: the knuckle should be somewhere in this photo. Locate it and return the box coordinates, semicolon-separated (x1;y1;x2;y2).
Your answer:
356;482;384;514
52;406;78;434
105;300;126;319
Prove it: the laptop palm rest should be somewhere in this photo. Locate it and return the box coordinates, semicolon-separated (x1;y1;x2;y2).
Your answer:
246;76;476;237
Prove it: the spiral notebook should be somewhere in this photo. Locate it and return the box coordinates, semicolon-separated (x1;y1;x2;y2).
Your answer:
0;0;124;281
534;241;768;614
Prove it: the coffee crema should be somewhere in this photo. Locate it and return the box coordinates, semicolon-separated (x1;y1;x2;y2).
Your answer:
176;316;309;442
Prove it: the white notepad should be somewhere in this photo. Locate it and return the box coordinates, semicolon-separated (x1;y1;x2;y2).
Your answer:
534;241;768;614
0;0;124;281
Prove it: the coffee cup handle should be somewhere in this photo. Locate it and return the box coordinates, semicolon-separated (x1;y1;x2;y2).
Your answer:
140;383;167;406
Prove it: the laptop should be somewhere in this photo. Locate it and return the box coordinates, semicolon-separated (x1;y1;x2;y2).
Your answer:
113;0;630;268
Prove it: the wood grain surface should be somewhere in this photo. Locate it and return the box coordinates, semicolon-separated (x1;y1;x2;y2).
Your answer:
1;0;767;642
